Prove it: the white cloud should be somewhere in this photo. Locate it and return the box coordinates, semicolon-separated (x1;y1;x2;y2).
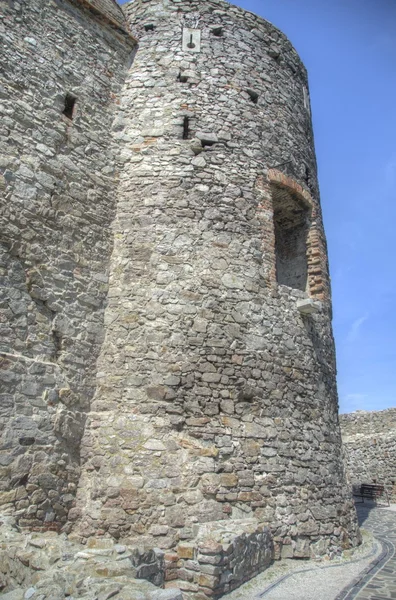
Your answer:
346;313;369;343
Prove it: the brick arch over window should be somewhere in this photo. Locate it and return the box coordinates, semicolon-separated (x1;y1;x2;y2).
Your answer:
262;169;329;301
272;179;311;291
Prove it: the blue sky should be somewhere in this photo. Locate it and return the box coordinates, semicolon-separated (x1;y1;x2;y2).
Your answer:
118;0;396;414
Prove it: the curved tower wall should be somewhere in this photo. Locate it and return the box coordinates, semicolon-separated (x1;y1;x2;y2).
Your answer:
0;0;134;529
75;0;359;561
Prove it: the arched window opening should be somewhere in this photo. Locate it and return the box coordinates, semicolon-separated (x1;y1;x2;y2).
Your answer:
272;185;310;291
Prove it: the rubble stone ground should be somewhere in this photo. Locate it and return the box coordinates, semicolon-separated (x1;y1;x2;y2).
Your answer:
2;502;396;600
0;515;181;600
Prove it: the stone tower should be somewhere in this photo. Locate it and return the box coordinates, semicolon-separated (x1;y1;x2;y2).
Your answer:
74;0;359;559
1;0;359;596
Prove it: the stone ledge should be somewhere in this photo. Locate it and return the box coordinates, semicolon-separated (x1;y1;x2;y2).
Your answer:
168;519;273;599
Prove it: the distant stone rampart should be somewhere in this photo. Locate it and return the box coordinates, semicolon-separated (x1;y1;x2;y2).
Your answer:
340;409;396;501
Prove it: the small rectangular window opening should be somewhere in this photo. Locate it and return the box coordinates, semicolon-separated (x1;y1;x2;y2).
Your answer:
182;116;190;140
63;94;76;120
211;27;223;37
177;72;189;83
246;89;259;104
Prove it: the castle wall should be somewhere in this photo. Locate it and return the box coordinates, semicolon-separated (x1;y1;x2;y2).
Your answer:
0;0;134;528
340;409;396;501
73;0;360;578
1;0;363;595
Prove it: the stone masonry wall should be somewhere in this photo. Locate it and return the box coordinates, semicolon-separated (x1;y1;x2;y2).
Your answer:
166;520;273;598
73;0;360;571
340;409;396;501
0;0;135;529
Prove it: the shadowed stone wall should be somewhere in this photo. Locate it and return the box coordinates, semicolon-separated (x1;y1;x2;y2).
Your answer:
0;0;135;529
341;409;396;501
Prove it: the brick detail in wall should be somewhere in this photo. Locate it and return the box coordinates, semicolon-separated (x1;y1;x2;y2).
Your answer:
268;169;313;207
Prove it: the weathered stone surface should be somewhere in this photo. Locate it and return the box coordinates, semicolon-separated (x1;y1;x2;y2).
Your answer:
81;0;130;31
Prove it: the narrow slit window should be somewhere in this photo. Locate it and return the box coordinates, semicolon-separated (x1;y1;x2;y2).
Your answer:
19;437;35;446
272;185;310;291
182;116;190;140
63;94;76;120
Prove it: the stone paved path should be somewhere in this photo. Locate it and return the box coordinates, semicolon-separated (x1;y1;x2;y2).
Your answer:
338;503;396;600
256;502;396;600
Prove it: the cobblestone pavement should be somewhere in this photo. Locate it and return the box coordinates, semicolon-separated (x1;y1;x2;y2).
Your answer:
337;503;396;600
255;502;396;600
